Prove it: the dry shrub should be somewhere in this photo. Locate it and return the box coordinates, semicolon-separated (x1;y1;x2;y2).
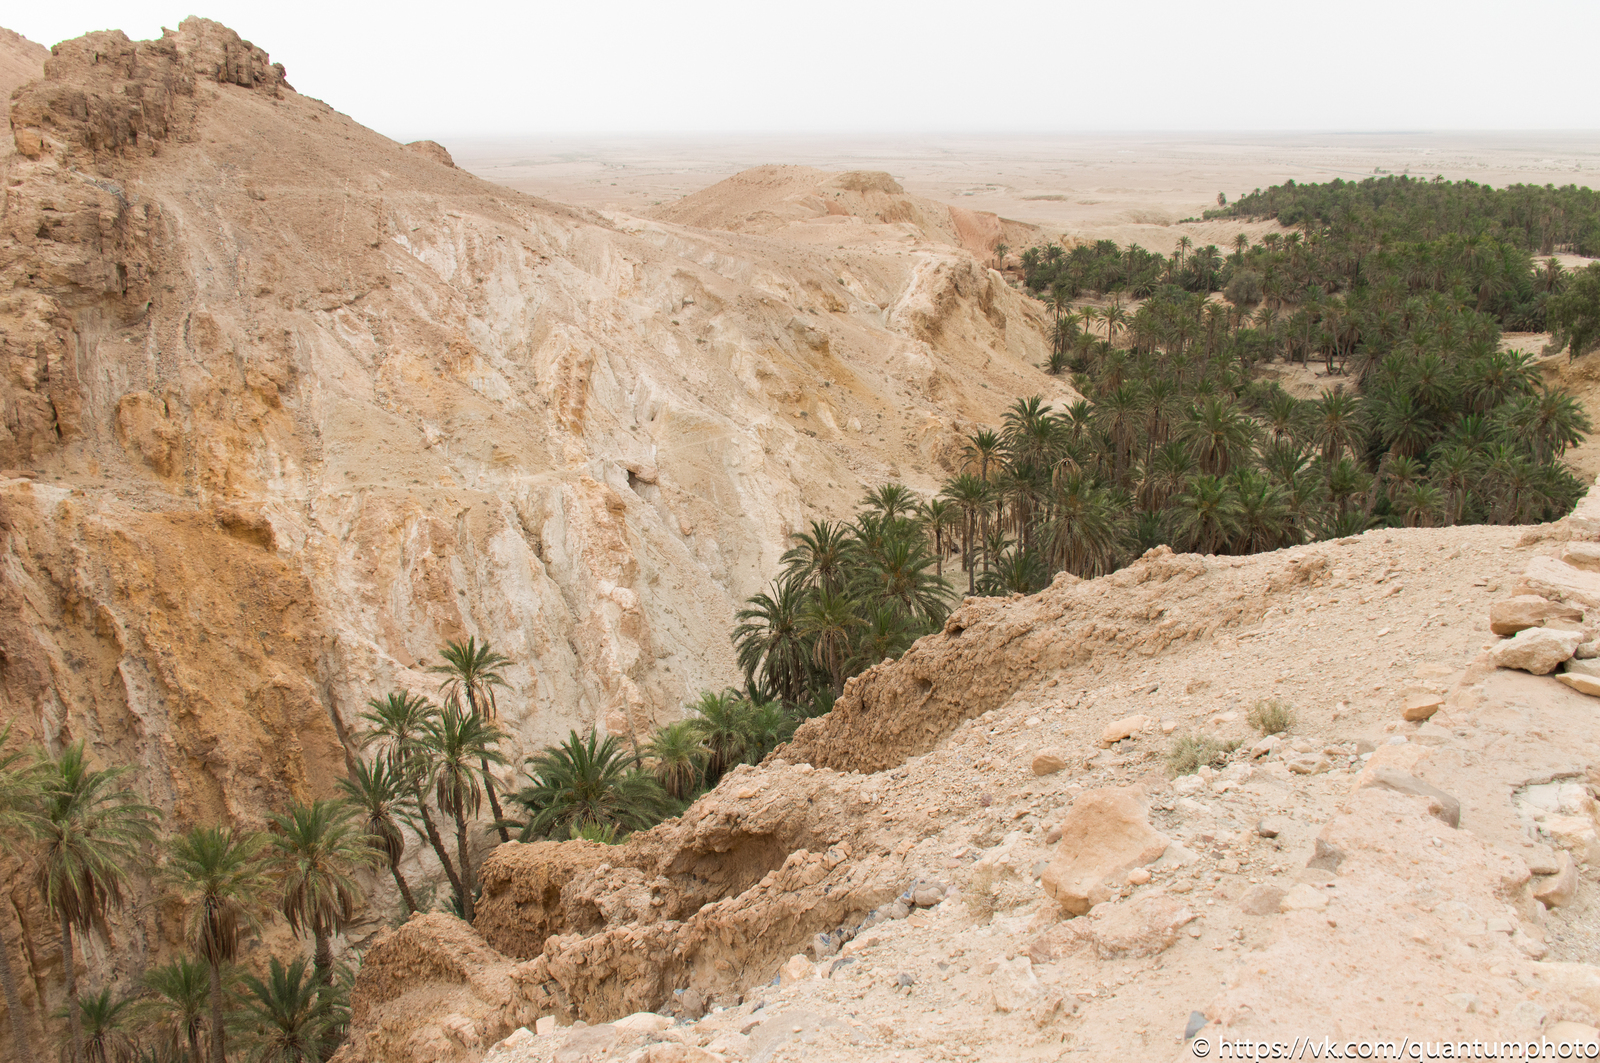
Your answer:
1247;698;1295;735
1166;733;1225;776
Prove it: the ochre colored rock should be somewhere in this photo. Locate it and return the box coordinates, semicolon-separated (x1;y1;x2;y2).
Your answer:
1040;787;1170;916
1031;753;1067;775
1401;689;1445;721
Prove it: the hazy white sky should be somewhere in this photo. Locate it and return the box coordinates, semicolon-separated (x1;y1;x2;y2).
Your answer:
12;2;1600;141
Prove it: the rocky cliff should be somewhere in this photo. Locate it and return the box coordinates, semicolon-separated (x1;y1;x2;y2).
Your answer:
0;17;1066;1037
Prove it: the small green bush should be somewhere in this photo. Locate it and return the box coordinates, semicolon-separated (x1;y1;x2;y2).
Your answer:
1224;269;1263;306
1247;698;1295;735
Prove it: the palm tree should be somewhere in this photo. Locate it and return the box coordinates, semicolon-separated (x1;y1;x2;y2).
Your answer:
1502;387;1592;463
358;693;462;908
338;758;419;917
739;699;797;762
138;956;210;1063
419;705;507;922
977;546;1048;595
513;731;671;841
940;474;990;595
731;580;813;706
1173;475;1243;555
1229;469;1288;553
851;536;950;627
780;521;854;595
232;957;342;1063
161;826;273;1063
963;430;1002;482
1369;386;1433;458
848;604;916;674
1044;472;1128;578
800;588;866;695
1428;443;1478;525
1311;389;1364;464
1102;300;1129;347
267;801;376;986
919;498;958;577
431;639;514;843
31;743;160;1063
1396;482;1444;527
0;726;40;1063
641;722;707;802
59;987;134;1063
1181;396;1258;476
686;690;753;783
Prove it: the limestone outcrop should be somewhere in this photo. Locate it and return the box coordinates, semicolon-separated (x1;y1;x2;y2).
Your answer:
0;16;1066;1028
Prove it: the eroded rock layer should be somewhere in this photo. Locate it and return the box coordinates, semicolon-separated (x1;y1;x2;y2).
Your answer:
0;17;1065;1032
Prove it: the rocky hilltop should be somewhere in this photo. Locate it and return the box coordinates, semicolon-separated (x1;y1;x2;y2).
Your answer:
341;487;1600;1061
0;18;1065;1033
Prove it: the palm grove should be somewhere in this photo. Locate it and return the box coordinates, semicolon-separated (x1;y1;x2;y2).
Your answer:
6;173;1600;1061
733;174;1600;708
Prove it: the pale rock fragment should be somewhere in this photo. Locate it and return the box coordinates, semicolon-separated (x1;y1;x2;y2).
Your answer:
1557;672;1600;697
779;955;815;985
1562;543;1600;572
1279;883;1329;912
1533;850;1579;908
638;1045;724;1063
1491;627;1581;674
1101;715;1148;745
614;1012;674;1033
1358;767;1461;827
991;956;1043;1012
1237;885;1286;915
1287;755;1331;775
1249;735;1282;759
1489;595;1583;636
1081;894;1197;958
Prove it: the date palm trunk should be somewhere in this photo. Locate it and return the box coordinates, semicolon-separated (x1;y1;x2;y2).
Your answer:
60;916;82;1063
452;803;476;923
208;959;225;1063
390;861;417;916
412;789;465;912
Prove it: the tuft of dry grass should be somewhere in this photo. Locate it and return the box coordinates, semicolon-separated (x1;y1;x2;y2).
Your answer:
1247;698;1296;736
1166;733;1225;776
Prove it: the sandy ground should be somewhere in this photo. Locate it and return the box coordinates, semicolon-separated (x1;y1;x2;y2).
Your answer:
451;132;1600;254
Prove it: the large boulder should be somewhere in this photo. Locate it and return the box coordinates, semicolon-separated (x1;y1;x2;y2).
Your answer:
1041;787;1170;916
1489;595;1583;636
1491;627;1582;675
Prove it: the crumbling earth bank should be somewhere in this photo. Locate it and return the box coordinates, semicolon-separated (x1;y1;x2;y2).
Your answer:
345;509;1600;1060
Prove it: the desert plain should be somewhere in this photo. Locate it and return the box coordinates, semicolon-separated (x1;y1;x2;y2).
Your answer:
455;130;1600;252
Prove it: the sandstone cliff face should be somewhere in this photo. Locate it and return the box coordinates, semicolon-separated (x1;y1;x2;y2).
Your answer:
0;17;1065;1023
